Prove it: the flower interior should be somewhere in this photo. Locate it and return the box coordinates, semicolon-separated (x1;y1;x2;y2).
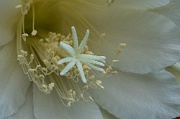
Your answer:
15;0;121;107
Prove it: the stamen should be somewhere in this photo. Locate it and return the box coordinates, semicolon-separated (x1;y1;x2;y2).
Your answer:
31;3;37;36
22;33;29;41
115;43;126;54
32;30;37;36
112;59;119;63
15;5;22;9
89;96;94;101
16;0;121;106
119;43;126;48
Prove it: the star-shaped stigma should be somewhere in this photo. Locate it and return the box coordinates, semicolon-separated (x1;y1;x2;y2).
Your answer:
57;26;106;83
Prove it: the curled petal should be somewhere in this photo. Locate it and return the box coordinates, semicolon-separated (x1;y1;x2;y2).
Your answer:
90;70;180;119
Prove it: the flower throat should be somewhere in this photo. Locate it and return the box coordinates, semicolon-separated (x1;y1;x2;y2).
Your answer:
15;0;120;107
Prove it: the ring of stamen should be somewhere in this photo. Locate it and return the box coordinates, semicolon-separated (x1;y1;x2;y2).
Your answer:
16;0;120;107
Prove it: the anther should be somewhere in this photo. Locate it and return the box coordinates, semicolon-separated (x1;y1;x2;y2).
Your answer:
17;55;24;59
68;98;75;102
38;75;45;80
52;57;57;63
42;84;48;92
28;69;36;73
15;5;22;9
30;54;34;60
67;101;72;107
83;85;88;91
89;96;94;101
22;33;29;41
79;93;84;100
43;59;51;66
72;91;76;98
48;83;55;90
111;71;118;74
115;49;121;54
106;66;112;73
24;3;30;14
112;60;119;63
89;75;95;81
119;43;126;48
31;30;37;36
96;80;104;89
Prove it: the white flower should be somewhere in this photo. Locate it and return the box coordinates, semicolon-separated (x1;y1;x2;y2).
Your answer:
0;0;180;119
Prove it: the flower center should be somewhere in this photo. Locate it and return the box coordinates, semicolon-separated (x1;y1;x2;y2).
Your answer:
15;0;120;107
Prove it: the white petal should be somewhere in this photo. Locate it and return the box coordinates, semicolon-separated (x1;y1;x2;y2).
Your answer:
0;41;31;119
0;0;21;46
100;107;118;119
90;70;180;119
151;0;180;27
33;84;103;119
33;0;177;74
86;6;180;74
111;0;170;10
56;0;170;35
5;85;35;119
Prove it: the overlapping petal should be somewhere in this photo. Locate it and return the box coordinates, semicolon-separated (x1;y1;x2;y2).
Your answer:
5;86;35;119
100;107;118;119
109;0;170;10
90;70;180;119
151;0;180;27
31;0;180;74
0;0;180;119
80;2;180;74
0;0;21;46
37;0;179;74
0;41;31;119
33;85;103;119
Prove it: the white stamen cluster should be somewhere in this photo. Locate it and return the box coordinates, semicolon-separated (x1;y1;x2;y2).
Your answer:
58;26;106;83
16;1;37;41
17;50;55;94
